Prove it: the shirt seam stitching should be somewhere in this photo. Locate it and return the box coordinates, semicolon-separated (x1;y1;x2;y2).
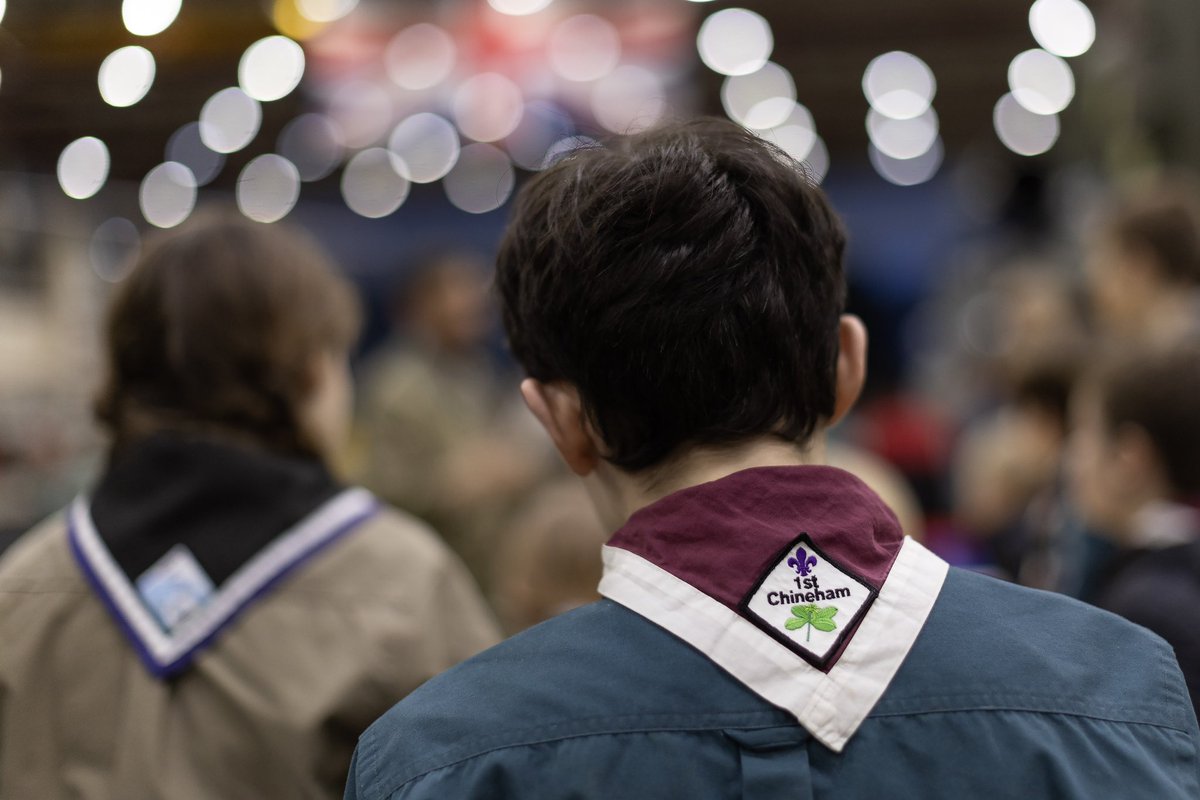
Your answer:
868;706;1195;735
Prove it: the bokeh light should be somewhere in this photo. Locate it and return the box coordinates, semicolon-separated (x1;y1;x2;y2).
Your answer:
697;8;773;77
542;135;598;169
89;218;141;283
296;0;357;23
759;105;817;163
994;93;1060;156
238;36;305;102
866;107;939;160
140;162;198;228
388;113;460;184
803;135;829;184
199;87;262;154
869;138;944;186
505;102;575;171
236;154;301;223
277;113;344;181
548;15;621;83
385;23;457;91
591;65;666;134
271;0;325;41
454;73;524;143
443;143;515;214
0;1;7;25
863;51;936;120
122;0;181;37
166;121;224;186
327;81;393;149
488;0;553;16
1008;49;1075;115
744;98;800;131
340;148;409;218
1029;0;1095;58
98;46;156;108
57;137;110;200
721;62;795;130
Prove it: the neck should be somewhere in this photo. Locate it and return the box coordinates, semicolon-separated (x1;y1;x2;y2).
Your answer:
585;435;827;532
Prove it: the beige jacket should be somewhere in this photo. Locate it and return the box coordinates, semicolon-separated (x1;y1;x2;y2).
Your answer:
0;507;500;800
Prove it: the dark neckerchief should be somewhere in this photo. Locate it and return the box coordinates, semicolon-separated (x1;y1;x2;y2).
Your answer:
70;432;378;679
90;433;343;585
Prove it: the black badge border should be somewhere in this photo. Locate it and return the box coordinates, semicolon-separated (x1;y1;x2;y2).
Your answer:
737;532;880;672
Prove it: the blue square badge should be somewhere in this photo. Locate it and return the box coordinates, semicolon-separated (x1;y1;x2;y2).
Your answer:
135;544;216;633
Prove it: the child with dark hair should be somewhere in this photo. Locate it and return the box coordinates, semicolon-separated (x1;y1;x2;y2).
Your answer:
1086;179;1200;345
0;213;499;799
347;119;1199;799
1069;342;1200;708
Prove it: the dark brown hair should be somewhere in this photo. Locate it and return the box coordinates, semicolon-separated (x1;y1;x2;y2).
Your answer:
95;211;361;457
1107;181;1200;286
1095;343;1200;498
495;118;847;472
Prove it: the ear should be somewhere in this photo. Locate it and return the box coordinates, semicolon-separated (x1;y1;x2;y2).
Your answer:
830;314;867;427
301;349;353;460
520;379;602;477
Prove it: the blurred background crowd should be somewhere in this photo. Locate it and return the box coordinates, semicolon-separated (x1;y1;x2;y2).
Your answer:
0;0;1198;639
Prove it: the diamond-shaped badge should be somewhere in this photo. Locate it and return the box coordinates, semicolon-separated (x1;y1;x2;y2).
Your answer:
740;533;877;669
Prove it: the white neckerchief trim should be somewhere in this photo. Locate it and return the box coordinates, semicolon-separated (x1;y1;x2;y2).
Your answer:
598;536;948;752
69;487;377;674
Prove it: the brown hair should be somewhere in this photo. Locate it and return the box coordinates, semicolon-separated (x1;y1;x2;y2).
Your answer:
95;211;361;458
1094;342;1200;499
1107;181;1200;286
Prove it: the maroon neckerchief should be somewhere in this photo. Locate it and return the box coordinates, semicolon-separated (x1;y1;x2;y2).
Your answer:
606;465;906;671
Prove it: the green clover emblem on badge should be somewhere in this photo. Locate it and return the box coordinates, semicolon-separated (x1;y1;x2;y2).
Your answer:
784;604;839;642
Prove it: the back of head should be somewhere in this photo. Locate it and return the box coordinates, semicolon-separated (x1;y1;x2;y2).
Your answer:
396;250;491;352
95;211;361;459
496;118;847;473
491;478;609;633
1094;341;1200;500
1106;179;1200;287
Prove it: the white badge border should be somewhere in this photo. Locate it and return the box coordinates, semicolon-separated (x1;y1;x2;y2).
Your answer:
68;487;378;678
598;536;949;752
739;532;878;669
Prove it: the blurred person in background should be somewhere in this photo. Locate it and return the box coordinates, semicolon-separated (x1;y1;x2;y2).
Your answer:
355;251;549;592
489;477;609;634
825;440;925;542
1085;179;1200;346
954;354;1088;588
1069;342;1200;709
949;264;1091;585
0;214;499;800
345;119;1199;800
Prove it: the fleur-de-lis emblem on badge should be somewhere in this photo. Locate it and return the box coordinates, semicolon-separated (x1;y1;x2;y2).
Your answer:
787;546;817;576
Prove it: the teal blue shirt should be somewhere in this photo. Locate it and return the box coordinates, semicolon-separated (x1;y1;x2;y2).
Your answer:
348;573;1199;799
347;468;1200;799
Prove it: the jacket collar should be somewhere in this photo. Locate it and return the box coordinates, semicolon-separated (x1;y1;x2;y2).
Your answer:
599;465;948;752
